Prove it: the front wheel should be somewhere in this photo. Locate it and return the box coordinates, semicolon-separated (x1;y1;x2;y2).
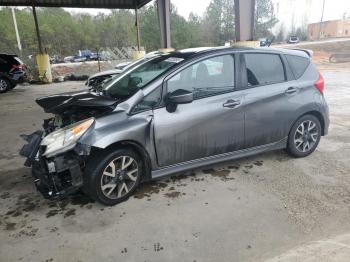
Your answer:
287;115;321;158
84;148;142;206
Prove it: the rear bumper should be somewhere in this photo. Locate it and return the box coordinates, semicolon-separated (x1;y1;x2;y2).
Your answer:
9;70;28;85
20;131;85;200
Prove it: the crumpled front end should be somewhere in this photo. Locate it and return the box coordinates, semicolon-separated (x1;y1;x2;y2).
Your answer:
19;118;94;200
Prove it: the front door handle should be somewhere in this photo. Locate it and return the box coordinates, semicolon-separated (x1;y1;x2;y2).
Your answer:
223;99;241;108
285;87;298;94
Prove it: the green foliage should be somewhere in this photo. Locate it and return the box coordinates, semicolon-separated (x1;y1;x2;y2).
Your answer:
295;27;308;41
0;0;278;57
254;0;278;39
200;0;235;45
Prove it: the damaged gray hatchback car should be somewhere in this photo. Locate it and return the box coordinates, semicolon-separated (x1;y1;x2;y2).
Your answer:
20;47;329;205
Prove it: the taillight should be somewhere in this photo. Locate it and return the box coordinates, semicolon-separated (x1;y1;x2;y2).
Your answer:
11;64;23;69
314;72;324;94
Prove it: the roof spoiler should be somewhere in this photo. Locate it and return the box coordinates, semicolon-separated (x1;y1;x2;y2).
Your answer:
290;48;313;58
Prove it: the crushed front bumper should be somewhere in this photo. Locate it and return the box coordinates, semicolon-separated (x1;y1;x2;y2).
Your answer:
20;131;86;200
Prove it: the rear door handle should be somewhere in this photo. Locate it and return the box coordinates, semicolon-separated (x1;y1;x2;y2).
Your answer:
285;87;298;94
223;99;241;108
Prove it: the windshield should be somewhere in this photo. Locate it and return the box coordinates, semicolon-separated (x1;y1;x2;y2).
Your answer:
104;55;184;99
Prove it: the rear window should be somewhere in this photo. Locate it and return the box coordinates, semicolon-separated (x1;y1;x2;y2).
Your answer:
285;55;310;79
244;53;285;87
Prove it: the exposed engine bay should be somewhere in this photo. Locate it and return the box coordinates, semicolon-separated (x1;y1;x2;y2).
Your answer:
36;90;118;133
43;107;107;134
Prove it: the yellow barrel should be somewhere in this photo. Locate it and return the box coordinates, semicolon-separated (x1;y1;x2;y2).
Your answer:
36;53;52;83
132;50;146;60
233;41;260;47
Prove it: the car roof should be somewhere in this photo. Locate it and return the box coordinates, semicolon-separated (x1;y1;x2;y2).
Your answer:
170;46;309;59
0;53;17;57
165;46;252;59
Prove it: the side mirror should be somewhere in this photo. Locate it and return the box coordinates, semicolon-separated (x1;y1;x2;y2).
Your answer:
168;89;194;104
166;89;193;113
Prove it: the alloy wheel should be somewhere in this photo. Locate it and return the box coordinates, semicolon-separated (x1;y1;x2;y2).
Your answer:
0;79;8;92
293;120;319;153
100;156;139;199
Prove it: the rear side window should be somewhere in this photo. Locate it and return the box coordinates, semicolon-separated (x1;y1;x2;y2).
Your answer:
245;53;285;87
285;55;310;79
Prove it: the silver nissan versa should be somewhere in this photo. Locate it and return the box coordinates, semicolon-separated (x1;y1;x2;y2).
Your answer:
20;47;329;205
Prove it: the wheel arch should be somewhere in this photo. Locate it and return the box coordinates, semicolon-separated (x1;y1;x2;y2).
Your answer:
291;110;325;136
90;140;152;182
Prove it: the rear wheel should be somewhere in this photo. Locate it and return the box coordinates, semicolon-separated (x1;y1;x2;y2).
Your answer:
84;148;142;206
287;115;321;158
0;78;10;93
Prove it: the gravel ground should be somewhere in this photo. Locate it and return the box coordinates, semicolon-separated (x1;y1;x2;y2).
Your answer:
0;68;350;262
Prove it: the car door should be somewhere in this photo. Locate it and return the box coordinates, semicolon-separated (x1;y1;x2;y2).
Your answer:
242;52;300;148
153;53;245;167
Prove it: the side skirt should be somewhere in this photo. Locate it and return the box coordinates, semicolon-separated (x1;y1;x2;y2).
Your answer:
151;138;287;180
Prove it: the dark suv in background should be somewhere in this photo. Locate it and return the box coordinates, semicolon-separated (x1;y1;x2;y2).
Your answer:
21;47;329;205
0;53;27;93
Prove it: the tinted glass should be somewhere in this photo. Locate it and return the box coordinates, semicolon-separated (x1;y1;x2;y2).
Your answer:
245;53;285;86
104;56;183;99
285;54;310;79
133;86;162;113
167;54;235;99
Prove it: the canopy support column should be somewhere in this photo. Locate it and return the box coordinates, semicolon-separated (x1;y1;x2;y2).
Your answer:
32;5;43;53
157;0;171;49
234;0;255;42
135;7;141;51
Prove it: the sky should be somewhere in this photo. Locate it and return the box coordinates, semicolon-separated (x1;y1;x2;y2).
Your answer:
62;0;350;33
64;0;212;19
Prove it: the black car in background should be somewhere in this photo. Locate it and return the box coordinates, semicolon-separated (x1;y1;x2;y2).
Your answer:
0;54;27;93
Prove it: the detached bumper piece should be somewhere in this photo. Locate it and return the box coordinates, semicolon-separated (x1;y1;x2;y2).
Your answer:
20;130;43;167
20;131;84;200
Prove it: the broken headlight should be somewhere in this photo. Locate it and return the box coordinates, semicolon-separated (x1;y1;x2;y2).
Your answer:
41;118;94;158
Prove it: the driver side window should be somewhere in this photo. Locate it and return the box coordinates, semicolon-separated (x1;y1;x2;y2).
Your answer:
132;87;162;114
167;54;235;99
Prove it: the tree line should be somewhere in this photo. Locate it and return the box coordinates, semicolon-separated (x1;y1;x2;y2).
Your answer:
0;0;278;58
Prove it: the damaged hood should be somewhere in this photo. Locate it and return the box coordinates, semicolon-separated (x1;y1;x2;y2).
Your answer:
36;90;118;114
88;69;123;80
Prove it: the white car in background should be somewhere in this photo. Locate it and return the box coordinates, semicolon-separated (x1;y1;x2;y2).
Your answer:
85;51;161;89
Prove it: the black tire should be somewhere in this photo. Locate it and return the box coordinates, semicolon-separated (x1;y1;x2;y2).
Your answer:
84;148;142;206
287;114;322;158
0;78;11;93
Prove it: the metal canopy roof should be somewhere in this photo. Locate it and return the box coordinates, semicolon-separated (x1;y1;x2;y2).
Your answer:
0;0;152;9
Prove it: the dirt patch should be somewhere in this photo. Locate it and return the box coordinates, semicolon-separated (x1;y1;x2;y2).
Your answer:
64;209;76;218
5;222;16;231
69;194;95;207
203;168;234;181
46;209;60;218
164;191;182;198
0;192;10;199
134;182;168;199
253;160;263;166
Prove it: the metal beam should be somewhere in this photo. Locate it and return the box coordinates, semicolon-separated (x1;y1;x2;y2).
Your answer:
0;0;151;9
157;0;171;49
234;0;255;41
32;5;43;53
135;7;141;51
11;7;22;52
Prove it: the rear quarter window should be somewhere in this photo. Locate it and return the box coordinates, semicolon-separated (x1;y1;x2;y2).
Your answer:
285;55;310;79
244;53;285;87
